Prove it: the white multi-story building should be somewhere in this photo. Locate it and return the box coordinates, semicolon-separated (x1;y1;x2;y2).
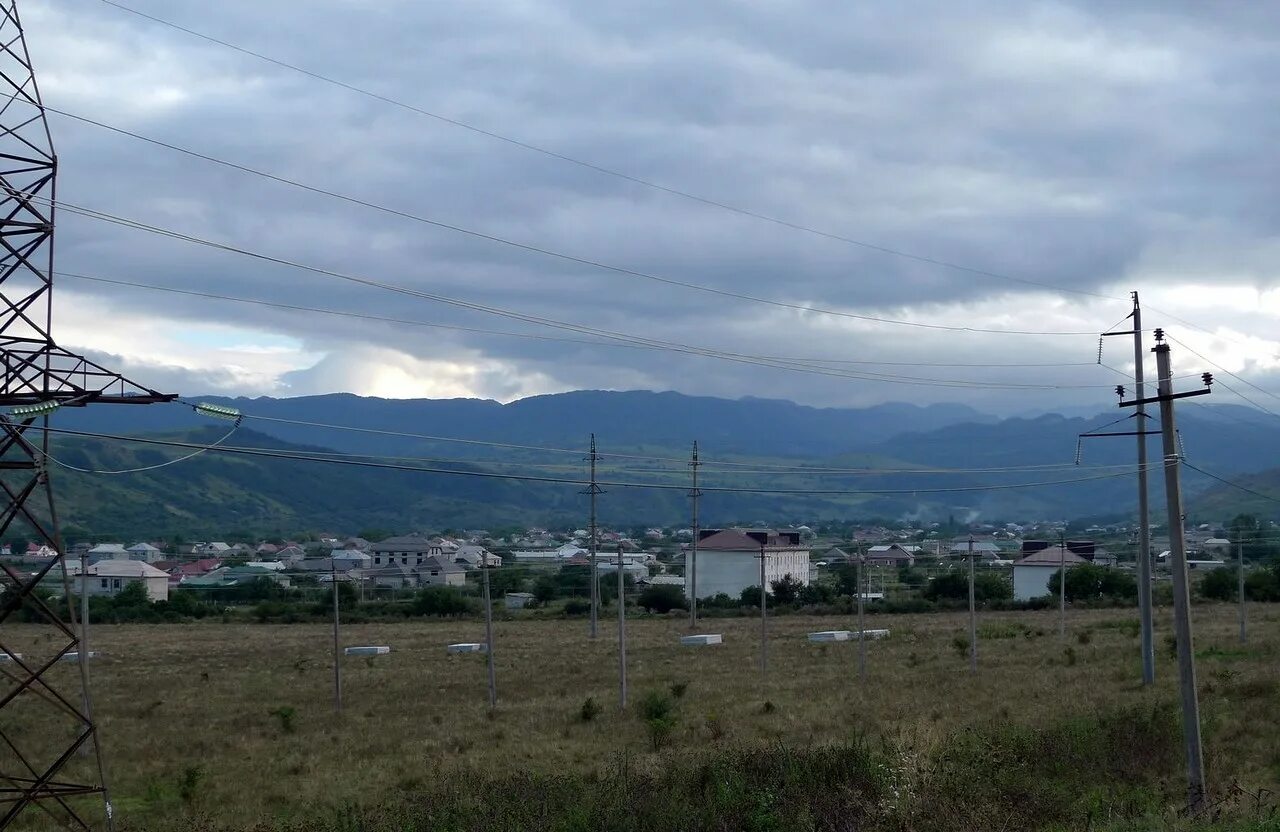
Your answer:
685;529;809;601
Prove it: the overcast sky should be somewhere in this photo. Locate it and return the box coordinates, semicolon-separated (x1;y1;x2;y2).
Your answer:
28;0;1280;414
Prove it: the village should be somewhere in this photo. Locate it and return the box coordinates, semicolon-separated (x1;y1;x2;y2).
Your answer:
9;516;1246;614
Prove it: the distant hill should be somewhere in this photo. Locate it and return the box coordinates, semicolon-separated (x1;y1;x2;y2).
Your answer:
54;391;997;458
33;392;1280;536
1190;468;1280;522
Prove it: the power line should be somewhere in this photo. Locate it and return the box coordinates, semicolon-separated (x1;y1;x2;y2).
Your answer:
1183;462;1280;507
37;424;1145;495
44;198;1140;392
56;271;1104;370
47;107;1108;338
1165;335;1280;406
217;405;1151;473
87;0;1122;303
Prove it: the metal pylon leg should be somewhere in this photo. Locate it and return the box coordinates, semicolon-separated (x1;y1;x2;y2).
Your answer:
0;418;109;830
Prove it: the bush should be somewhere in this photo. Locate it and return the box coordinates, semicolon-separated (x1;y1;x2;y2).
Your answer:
769;575;804;605
411;586;475;617
563;598;591;616
798;581;835;605
739;586;762;608
579;697;602;722
269;705;297;734
925;571;1011;602
1200;566;1237;601
638;690;678;751
637;584;686;614
1245;566;1280;601
1047;564;1136;602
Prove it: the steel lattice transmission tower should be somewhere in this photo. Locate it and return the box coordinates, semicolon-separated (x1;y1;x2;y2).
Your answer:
0;1;173;828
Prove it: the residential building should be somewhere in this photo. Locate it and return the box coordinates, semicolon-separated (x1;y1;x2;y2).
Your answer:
504;592;535;610
154;558;221;588
86;543;128;564
948;539;1002;558
1012;546;1088;600
331;550;372;571
1202;538;1231;557
865;544;917;568
361;555;464;590
511;542;588;561
370;534;446;568
124;542;164;563
686;529;810;600
453;544;501;569
69;559;169;602
184;565;292;589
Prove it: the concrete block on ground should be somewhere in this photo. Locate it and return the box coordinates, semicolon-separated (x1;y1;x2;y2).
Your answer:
680;634;723;646
344;646;391;656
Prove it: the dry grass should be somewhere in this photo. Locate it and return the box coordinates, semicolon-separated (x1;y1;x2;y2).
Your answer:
4;603;1279;830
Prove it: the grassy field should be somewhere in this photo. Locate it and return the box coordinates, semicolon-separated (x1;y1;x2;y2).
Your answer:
6;604;1280;831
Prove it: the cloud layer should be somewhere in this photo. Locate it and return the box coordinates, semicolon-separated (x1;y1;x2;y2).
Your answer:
31;0;1280;412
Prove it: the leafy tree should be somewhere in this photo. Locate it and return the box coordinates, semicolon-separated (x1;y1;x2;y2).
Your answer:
637;584;686;613
532;575;559;604
358;528;392;543
554;565;592;597
740;585;763;608
769;575;804;605
1228;514;1280;563
833;564;862;596
1047;564;1136;601
486;566;530;596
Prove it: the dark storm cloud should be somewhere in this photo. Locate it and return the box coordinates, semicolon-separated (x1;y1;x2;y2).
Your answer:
30;0;1280;409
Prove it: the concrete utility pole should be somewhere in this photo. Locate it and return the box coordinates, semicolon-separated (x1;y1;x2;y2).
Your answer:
688;441;701;628
1130;294;1157;684
1099;294;1157;684
1058;528;1067;640
758;544;768;678
616;544;627;708
1129;330;1208;811
856;546;867;680
331;557;342;713
968;536;977;673
584;433;602;639
1237;539;1247;645
482;562;497;708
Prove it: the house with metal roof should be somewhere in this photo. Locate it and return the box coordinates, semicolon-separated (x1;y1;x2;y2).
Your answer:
1012;546;1088;600
866;544;917;567
687;528;809;601
86;543;128;565
64;559;170;602
125;542;164;563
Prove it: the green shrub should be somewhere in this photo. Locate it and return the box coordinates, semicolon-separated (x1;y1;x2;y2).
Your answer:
579;697;602;722
637;584;686;614
269;705;297;734
411;586;474;617
639;690;678;751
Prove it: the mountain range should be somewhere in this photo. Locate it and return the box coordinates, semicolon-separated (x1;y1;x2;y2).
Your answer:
31;390;1280;538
